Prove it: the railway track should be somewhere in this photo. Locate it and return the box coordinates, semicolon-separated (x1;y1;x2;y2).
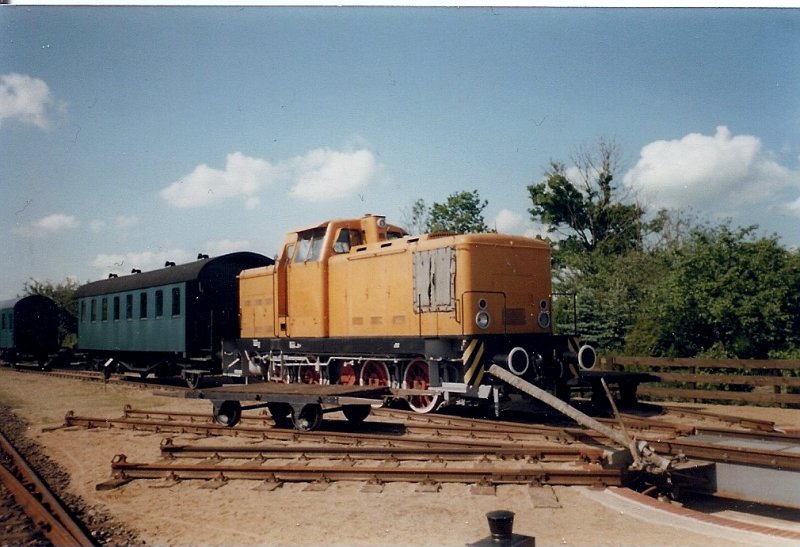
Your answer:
0;430;94;547
62;406;631;490
58;403;800;502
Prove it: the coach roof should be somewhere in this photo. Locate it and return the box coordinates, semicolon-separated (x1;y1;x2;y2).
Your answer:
74;252;272;298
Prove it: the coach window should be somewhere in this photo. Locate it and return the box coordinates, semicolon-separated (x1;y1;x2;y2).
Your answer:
113;296;120;321
91;299;97;322
80;301;85;322
101;298;108;321
140;292;148;319
171;287;181;316
126;294;133;320
155;290;164;318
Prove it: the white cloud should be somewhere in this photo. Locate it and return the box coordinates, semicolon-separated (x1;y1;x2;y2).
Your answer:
90;215;139;233
14;213;78;238
203;239;251;256
0;73;62;131
90;220;106;233
492;209;546;239
623;126;799;210
115;215;139;229
92;248;195;276
160;147;384;208
786;197;800;218
288;148;381;202
160;152;279;208
91;240;253;278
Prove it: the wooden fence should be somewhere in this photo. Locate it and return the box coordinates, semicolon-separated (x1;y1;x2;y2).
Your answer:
604;356;800;407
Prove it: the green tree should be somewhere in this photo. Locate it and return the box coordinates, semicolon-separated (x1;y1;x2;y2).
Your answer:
24;278;79;347
626;224;800;358
401;198;429;235
527;138;648;259
426;190;491;234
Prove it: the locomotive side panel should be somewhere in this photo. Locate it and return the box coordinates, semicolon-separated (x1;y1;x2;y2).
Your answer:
328;244;416;337
239;266;275;339
453;237;553;337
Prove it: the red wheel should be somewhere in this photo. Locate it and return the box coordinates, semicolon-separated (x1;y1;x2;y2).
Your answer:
360;360;390;387
299;365;321;384
337;362;359;385
404;359;441;414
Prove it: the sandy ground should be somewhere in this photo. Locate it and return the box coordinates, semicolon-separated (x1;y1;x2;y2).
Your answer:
1;367;799;547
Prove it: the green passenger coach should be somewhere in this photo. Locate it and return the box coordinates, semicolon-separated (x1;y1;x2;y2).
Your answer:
0;295;61;366
74;252;272;383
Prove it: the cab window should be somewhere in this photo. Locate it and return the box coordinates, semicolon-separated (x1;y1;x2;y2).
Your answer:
294;227;327;263
333;228;363;254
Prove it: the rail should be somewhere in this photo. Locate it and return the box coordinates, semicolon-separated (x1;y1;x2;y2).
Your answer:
0;430;94;547
605;356;800;407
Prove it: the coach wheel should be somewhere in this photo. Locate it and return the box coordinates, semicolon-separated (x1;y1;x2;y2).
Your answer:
360;360;390;387
213;400;242;428
342;404;371;424
185;373;201;389
292;404;323;432
267;402;293;428
404;359;441;414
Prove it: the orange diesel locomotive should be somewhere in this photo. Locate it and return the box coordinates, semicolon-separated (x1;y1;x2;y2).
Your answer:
221;214;596;414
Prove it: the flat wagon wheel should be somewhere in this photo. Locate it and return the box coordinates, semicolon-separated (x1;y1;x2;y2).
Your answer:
342;404;371;424
292;404;323;432
213;400;242;428
403;359;441;414
360;360;390;387
267;402;293;428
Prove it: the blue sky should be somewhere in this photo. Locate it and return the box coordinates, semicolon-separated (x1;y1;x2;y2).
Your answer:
2;7;799;299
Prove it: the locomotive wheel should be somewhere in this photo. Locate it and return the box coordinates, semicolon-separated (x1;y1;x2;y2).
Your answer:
213;400;242;428
360;360;390;387
337;362;359;385
404;359;441;414
267;402;293;428
342;404;371;423
299;365;321;384
292;404;323;431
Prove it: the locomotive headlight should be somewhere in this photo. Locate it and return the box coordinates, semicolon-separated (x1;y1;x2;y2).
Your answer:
537;311;551;329
475;310;491;329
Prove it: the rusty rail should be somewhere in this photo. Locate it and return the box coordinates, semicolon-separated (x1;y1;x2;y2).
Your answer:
158;437;607;464
0;431;94;547
108;453;625;487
